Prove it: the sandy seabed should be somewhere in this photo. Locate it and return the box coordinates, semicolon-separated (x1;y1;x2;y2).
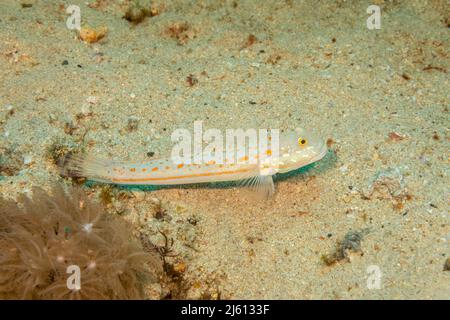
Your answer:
0;0;448;299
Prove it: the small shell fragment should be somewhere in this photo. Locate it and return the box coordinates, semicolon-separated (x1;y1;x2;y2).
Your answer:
388;131;406;141
79;26;107;43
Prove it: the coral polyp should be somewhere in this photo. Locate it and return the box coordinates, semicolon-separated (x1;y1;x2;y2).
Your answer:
0;185;162;299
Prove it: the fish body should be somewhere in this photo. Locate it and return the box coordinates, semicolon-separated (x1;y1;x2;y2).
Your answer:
64;128;327;197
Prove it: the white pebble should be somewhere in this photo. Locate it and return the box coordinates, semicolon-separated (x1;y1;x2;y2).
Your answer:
86;96;98;104
23;155;33;165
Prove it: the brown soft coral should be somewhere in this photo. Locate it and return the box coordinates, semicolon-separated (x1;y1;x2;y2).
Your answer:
0;185;162;299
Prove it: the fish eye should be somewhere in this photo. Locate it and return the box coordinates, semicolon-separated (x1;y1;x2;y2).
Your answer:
298;137;307;146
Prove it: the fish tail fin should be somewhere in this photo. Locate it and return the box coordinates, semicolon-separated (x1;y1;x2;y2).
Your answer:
59;153;114;183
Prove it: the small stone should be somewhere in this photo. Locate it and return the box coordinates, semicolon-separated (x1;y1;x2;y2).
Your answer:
173;262;186;273
175;205;187;213
62;60;69;65
342;195;352;203
339;165;348;173
86;96;98;105
23;154;33;165
210;292;219;300
78;26;107;44
5;104;14;113
123;0;152;24
372;152;380;160
444;258;450;271
127;116;140;131
388;131;406;141
20;0;34;8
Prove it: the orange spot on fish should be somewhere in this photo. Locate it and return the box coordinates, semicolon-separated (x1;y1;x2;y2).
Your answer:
266;149;272;156
130;168;136;172
152;167;159;172
142;168;147;172
177;164;184;169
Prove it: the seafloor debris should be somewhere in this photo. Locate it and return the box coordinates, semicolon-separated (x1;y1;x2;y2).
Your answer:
0;184;162;299
87;0;109;10
152;199;168;220
362;167;411;209
387;131;407;142
78;26;107;43
266;53;282;65
0;147;23;177
4;47;38;66
241;34;258;49
48;139;77;163
321;229;370;266
364;168;406;199
444;258;450;271
432;132;440;140
165;22;193;45
326;137;335;148
186;74;198;87
20;0;34;8
123;0;159;24
22;154;33;166
126;115;140;132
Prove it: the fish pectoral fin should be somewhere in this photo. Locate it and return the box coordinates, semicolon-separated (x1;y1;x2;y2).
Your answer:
239;174;275;199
